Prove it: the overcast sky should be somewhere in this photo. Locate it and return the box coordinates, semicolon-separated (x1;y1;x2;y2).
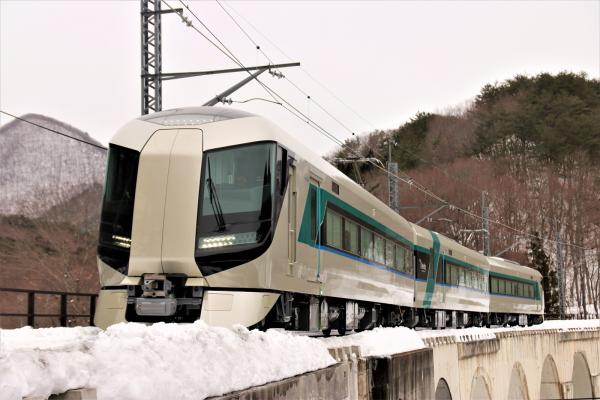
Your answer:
1;0;599;155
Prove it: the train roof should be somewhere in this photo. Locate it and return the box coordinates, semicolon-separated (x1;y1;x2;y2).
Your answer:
488;256;542;281
138;106;254;126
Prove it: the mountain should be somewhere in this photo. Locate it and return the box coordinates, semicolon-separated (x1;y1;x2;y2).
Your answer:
0;114;106;327
0;114;106;216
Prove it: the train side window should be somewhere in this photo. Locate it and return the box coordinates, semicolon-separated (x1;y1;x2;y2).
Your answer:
361;228;374;260
518;283;524;297
436;260;444;283
415;251;430;280
405;247;413;274
343;218;359;255
385;240;395;268
395;245;405;272
465;270;472;288
528;284;533;298
452;265;459;286
444;262;451;284
493;277;499;293
374;235;385;264
459;268;465;286
325;210;342;249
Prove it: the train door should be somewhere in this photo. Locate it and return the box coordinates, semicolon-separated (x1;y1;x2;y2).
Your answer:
309;177;322;282
287;161;297;274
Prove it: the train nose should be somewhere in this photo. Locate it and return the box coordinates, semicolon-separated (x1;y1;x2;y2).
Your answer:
128;128;204;278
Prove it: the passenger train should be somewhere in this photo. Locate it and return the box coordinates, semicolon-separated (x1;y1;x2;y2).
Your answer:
94;107;544;332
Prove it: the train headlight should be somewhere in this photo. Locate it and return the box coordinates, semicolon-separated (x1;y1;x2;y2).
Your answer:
111;235;131;249
198;232;258;249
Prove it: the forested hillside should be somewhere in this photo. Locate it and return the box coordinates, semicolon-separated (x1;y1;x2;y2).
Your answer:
330;72;600;317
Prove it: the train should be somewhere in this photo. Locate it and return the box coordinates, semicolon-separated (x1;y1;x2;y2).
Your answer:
94;106;544;333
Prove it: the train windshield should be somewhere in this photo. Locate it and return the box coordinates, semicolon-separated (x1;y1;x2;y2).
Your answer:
97;144;140;274
196;142;276;256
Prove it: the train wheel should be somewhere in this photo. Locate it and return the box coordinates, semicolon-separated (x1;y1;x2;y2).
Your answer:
338;328;346;336
322;328;332;337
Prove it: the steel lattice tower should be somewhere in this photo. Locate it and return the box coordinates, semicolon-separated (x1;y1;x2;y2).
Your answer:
141;0;163;115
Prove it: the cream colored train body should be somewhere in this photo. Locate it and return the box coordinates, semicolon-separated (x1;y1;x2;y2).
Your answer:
94;107;543;332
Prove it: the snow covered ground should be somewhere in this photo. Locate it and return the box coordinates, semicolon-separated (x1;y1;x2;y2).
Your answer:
1;319;597;400
0;322;334;400
321;326;425;356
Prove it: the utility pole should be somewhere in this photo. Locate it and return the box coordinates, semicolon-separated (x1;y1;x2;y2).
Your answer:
140;0;299;115
141;0;177;115
481;191;490;256
386;138;399;213
556;220;565;319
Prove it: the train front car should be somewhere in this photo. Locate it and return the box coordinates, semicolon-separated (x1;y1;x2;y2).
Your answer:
487;256;544;326
94;107;299;329
412;224;490;328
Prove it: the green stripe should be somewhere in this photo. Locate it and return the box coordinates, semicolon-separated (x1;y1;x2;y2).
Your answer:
489;271;541;300
443;255;488;275
423;231;440;308
414;245;430;254
298;184;413;248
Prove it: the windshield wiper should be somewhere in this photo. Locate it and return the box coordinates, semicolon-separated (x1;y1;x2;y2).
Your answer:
206;156;227;231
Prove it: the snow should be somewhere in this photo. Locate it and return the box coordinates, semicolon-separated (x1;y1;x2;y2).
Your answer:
417;319;600;342
535;318;600;330
1;319;598;400
321;327;425;357
418;327;497;341
0;322;335;400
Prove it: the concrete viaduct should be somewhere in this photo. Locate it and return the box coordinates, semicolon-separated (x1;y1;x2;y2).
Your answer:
213;325;600;400
424;327;599;400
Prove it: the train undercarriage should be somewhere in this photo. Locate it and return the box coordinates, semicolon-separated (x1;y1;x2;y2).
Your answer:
258;292;544;335
117;274;543;334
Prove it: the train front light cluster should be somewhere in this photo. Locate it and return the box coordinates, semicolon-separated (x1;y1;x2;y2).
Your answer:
111;235;131;249
199;232;257;249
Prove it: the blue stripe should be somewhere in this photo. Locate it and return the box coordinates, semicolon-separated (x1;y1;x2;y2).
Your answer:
316;244;414;280
491;292;536;300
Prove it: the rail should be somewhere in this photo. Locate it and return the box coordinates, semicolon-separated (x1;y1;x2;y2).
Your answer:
0;287;98;327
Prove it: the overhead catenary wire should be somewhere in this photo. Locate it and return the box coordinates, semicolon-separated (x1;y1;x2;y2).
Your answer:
216;0;377;130
212;1;591;250
214;0;273;65
0;110;107;151
216;2;502;200
165;1;592;251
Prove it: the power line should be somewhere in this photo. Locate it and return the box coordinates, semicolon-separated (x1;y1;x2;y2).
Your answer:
217;0;377;130
212;1;570;246
215;3;495;199
0;110;107;151
214;0;273;64
167;1;592;251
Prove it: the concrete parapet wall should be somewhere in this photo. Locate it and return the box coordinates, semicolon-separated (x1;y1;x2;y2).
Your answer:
367;348;433;400
211;362;350;400
425;327;600;400
212;346;434;400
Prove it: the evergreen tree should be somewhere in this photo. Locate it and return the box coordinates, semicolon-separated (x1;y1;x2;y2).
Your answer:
528;232;559;316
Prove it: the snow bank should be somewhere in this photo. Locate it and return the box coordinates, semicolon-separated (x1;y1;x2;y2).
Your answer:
321;319;600;358
535;319;600;330
0;322;335;400
321;327;425;357
418;327;497;341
